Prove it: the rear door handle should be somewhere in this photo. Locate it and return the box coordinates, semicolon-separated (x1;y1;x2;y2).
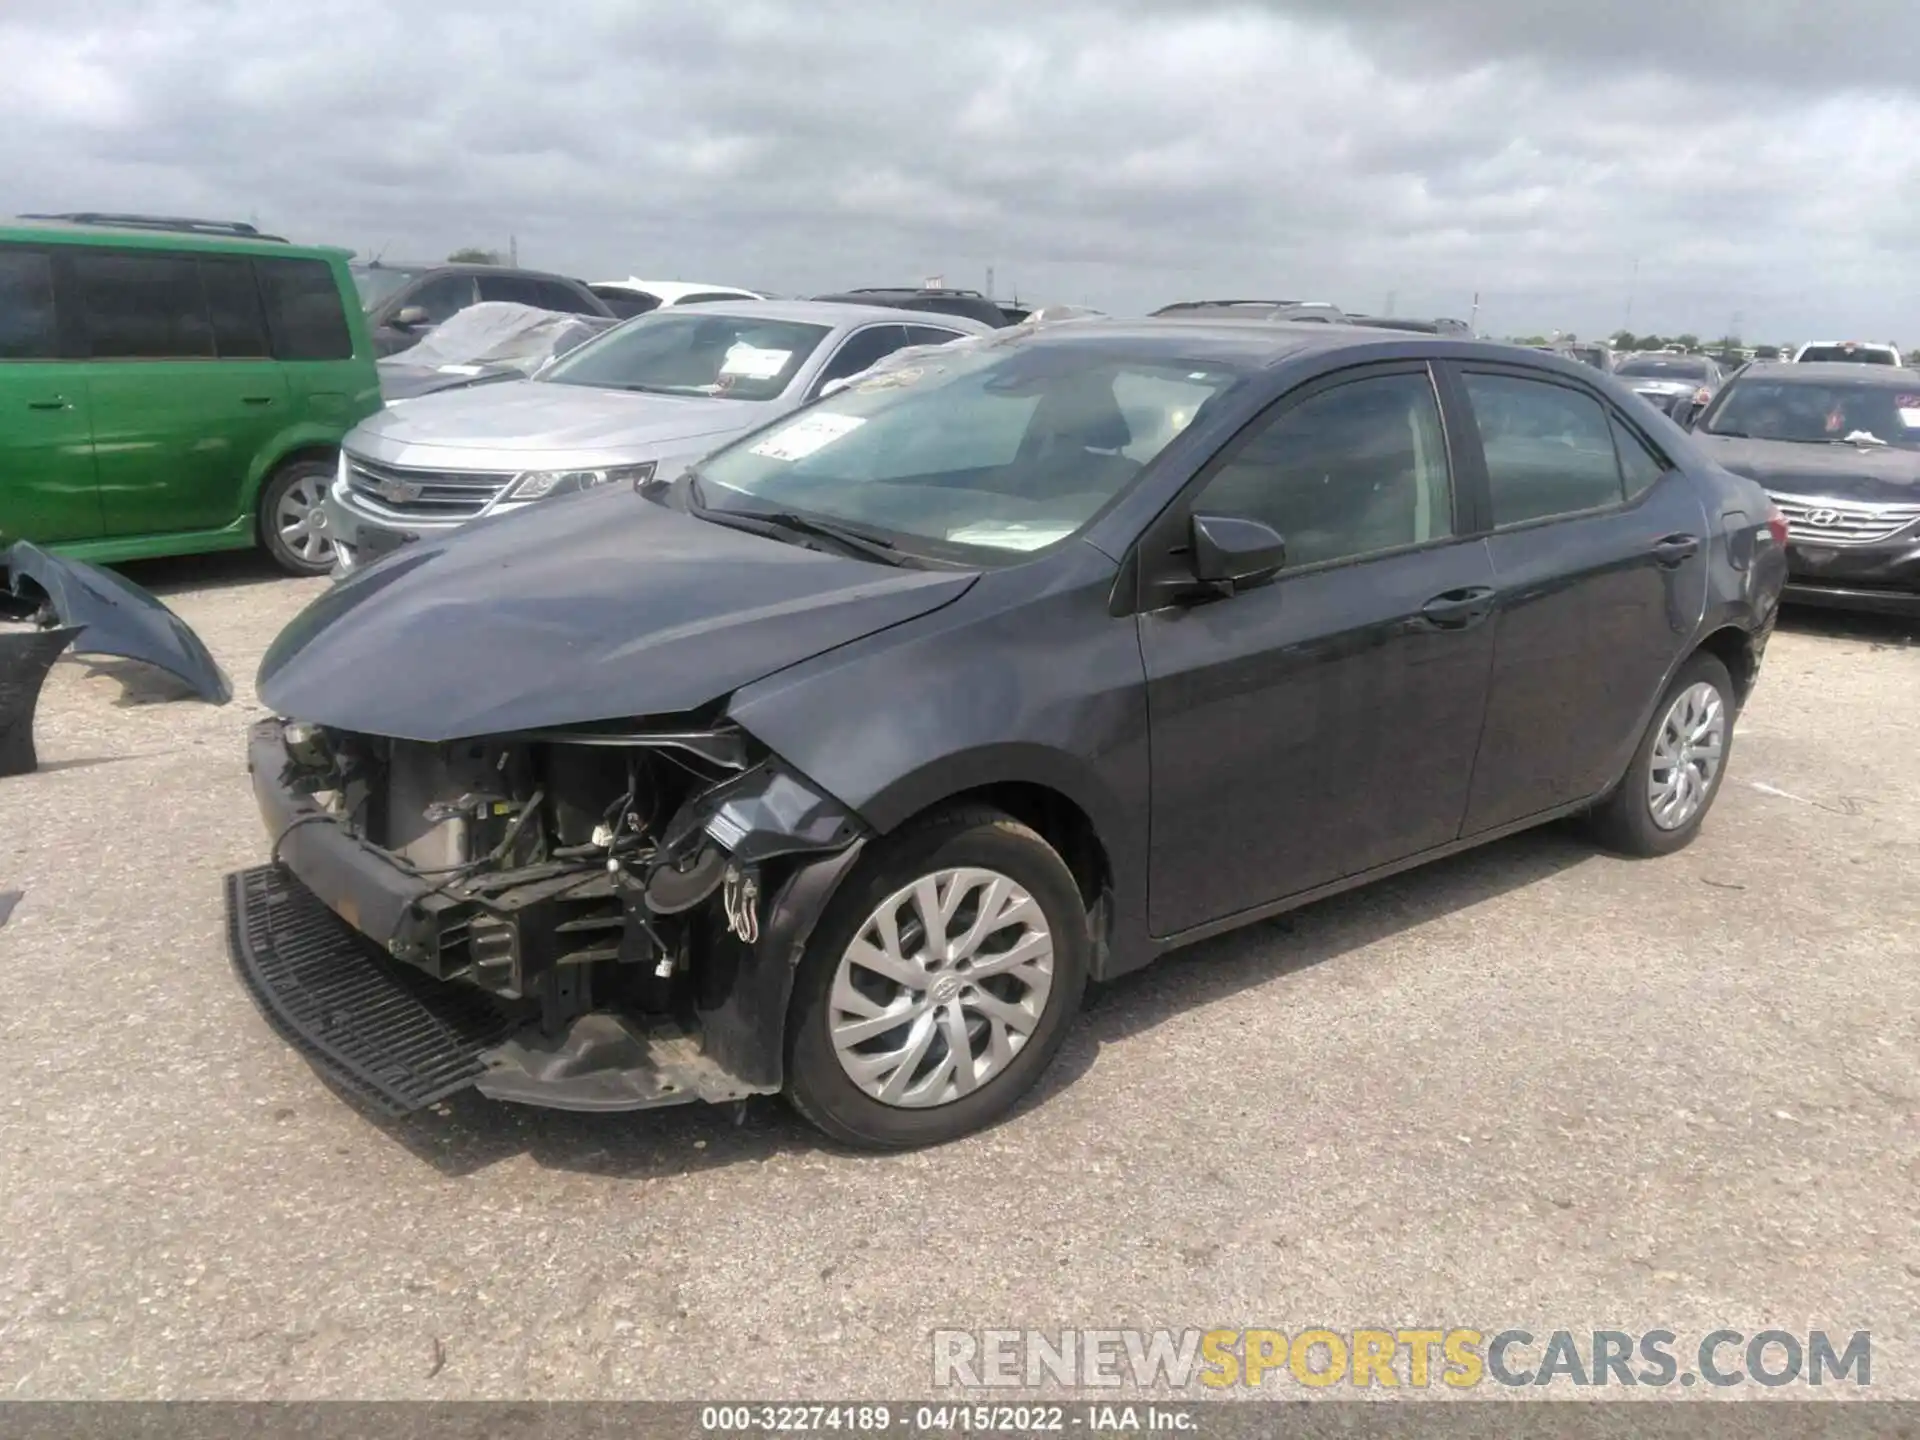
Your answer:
1652;533;1701;567
242;395;275;406
26;397;69;411
1419;586;1497;629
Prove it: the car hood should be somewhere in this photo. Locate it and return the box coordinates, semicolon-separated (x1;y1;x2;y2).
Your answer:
347;380;768;458
257;488;976;741
1695;434;1920;503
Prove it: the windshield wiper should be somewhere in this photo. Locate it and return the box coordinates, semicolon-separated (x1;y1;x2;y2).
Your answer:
693;493;905;565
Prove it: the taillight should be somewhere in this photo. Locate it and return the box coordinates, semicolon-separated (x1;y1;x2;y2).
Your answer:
1764;502;1789;546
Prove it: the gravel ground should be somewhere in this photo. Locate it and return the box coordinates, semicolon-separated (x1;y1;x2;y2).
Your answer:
1;552;1916;1402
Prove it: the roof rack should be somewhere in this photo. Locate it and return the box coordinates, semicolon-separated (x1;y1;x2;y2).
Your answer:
19;212;288;242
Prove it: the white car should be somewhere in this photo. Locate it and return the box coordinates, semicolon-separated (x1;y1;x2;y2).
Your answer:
1791;340;1903;366
588;278;765;319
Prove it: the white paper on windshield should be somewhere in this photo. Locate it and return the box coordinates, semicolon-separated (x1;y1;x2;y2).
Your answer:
436;363;487;376
944;521;1074;552
1900;407;1920;428
720;345;792;380
749;412;866;461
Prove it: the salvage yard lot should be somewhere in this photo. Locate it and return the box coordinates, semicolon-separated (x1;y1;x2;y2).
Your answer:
3;555;1918;1399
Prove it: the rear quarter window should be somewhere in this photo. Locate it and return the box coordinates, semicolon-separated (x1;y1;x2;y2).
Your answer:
257;257;354;361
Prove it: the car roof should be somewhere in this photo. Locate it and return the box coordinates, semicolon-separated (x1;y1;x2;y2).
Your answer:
633;297;996;332
979;317;1560;372
1737;360;1920;386
594;278;763;302
2;215;347;259
351;260;588;284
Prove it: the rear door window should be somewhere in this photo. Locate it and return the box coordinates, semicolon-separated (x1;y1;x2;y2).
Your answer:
1462;373;1625;526
197;257;271;359
812;325;909;392
256;257;354;360
1611;415;1667;500
0;247;59;360
71;250;214;359
902;324;968;348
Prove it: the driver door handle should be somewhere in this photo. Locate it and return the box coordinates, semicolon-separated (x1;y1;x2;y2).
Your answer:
27;397;69;411
1652;533;1701;567
1419;586;1497;629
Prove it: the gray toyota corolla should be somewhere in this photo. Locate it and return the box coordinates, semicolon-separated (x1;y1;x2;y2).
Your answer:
231;320;1786;1149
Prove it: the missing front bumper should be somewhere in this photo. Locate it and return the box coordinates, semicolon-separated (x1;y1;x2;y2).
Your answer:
225;863;783;1115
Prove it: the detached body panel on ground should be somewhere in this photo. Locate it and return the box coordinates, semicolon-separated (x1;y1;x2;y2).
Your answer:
230;323;1786;1148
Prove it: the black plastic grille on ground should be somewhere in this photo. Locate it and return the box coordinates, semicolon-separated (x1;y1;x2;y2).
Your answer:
225;864;522;1115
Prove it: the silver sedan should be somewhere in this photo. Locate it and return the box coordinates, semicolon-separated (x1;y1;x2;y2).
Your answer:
321;300;989;574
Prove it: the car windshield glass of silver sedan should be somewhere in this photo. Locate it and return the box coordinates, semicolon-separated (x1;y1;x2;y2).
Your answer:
350;265;421;311
539;312;830;401
694;343;1239;557
1618;357;1710;380
1705;377;1920;448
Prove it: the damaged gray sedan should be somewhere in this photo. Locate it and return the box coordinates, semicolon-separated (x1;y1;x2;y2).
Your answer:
232;319;1781;1149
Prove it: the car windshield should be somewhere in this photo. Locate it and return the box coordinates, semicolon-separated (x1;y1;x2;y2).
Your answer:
351;265;421;311
1703;378;1920;449
539;311;829;400
692;341;1241;560
1618;357;1710;380
1796;345;1897;365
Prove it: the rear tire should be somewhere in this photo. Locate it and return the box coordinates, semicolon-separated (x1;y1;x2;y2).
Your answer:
1585;652;1735;858
259;458;338;576
784;806;1089;1150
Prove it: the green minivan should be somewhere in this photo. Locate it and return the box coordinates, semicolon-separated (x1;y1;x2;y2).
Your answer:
0;214;382;575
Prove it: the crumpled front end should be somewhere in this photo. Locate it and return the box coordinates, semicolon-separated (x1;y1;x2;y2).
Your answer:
226;713;865;1115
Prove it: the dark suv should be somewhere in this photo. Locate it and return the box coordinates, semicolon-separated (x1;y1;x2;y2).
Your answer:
351;262;614;355
811;287;1018;328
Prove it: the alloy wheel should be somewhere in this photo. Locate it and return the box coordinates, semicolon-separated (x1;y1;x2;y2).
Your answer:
828;866;1055;1108
1647;680;1726;831
275;474;335;566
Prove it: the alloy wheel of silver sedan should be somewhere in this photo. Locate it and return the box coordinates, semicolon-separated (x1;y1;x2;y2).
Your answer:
828;866;1055;1108
1646;680;1726;831
275;472;335;567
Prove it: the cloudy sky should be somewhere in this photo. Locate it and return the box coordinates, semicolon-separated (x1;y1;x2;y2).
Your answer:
6;0;1917;342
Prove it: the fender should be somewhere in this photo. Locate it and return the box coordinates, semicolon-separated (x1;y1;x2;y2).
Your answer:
239;421;356;516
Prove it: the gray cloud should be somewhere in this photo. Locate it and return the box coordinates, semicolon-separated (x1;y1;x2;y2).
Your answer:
3;0;1917;342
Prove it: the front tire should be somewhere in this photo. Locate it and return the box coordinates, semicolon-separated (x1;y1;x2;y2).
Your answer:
785;807;1089;1150
259;458;338;576
1585;652;1735;857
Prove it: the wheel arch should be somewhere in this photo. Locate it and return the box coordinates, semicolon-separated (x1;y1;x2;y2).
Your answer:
245;435;342;522
851;746;1140;977
1692;623;1759;708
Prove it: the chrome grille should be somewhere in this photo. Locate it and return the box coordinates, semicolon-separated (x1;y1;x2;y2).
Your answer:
345;455;513;519
1769;493;1920;546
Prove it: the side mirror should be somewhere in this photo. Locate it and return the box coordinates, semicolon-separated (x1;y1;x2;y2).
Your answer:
393;305;431;330
1190;512;1286;592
